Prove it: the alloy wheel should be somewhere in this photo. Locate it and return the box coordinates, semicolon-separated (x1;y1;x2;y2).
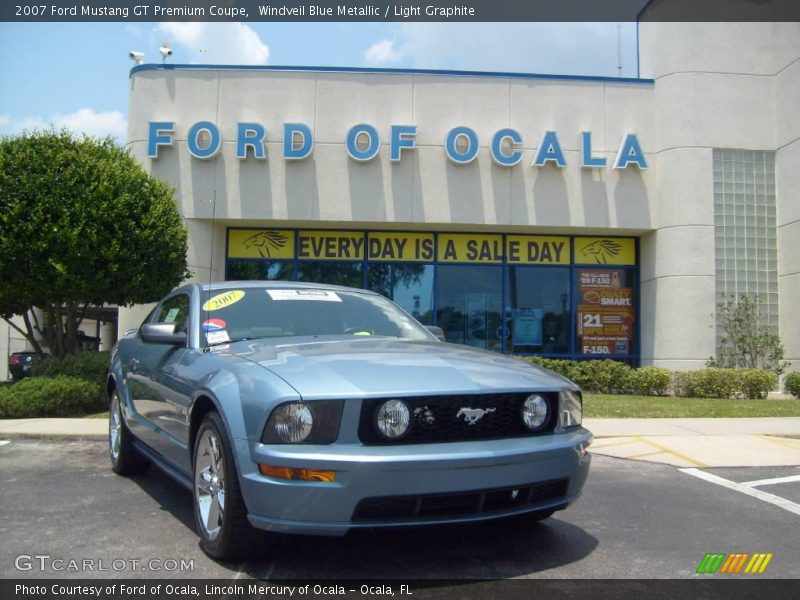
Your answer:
195;429;226;540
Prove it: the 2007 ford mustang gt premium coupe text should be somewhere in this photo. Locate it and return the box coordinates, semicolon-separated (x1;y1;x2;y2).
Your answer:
108;282;591;559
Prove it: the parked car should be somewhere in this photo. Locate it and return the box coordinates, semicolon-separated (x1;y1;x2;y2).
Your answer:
107;282;592;559
8;351;41;381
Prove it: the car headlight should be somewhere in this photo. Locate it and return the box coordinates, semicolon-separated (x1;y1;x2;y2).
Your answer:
558;389;583;430
261;400;343;444
374;399;411;440
521;394;549;431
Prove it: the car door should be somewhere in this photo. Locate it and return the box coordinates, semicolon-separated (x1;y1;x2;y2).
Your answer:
127;292;192;463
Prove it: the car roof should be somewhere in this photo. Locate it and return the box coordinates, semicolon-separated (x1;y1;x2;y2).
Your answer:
183;280;380;296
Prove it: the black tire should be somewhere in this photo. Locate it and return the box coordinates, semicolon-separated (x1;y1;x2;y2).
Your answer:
192;412;259;560
109;389;149;475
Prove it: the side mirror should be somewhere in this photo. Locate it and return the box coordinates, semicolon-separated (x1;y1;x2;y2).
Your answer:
140;323;187;345
425;325;446;342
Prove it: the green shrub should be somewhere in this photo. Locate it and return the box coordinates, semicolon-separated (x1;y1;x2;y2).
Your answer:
674;368;739;399
737;369;777;399
571;360;633;394
627;366;672;396
524;357;578;381
785;372;800;398
0;376;104;418
29;351;109;388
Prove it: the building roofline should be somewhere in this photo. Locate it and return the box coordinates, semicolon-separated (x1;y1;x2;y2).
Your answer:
129;63;655;85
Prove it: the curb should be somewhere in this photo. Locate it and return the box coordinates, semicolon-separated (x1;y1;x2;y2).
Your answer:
0;432;107;442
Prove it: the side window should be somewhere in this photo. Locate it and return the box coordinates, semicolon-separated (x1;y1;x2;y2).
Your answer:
154;294;191;333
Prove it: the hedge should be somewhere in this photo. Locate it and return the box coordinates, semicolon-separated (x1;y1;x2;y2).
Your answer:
525;357;577;381
522;357;779;399
627;366;672;396
738;369;777;400
571;360;632;393
786;372;800;399
0;376;105;418
673;368;739;399
29;351;109;389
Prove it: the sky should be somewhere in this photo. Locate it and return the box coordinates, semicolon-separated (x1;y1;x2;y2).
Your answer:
0;22;638;143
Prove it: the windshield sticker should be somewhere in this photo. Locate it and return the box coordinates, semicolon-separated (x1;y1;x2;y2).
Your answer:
163;308;180;324
202;318;227;332
267;290;342;302
206;330;230;345
202;290;245;311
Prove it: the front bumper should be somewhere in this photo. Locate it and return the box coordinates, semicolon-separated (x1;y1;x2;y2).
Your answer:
236;428;592;536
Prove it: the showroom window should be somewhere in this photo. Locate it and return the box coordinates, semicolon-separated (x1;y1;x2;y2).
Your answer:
436;265;504;351
296;262;364;289
367;264;434;324
226;260;294;281
224;228;640;362
508;267;570;355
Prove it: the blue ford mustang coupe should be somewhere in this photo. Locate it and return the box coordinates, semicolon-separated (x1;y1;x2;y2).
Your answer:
108;282;592;559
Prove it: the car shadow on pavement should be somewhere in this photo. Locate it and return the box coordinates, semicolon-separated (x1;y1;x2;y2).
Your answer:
127;465;196;532
131;464;598;580
239;517;599;580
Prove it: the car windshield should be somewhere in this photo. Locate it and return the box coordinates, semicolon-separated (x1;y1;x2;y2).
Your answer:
199;287;434;345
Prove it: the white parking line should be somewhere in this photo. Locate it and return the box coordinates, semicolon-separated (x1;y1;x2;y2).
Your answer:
680;468;800;517
0;440;9;447
740;474;800;488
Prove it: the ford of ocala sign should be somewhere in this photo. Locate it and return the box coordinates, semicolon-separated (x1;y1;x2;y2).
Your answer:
147;121;648;170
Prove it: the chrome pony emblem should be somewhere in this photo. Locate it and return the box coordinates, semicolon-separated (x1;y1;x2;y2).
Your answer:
456;407;496;426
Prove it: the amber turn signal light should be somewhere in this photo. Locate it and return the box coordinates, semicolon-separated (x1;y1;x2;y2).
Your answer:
258;464;336;482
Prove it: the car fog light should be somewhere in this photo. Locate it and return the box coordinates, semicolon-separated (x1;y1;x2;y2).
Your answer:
375;399;411;440
271;403;313;443
521;394;549;430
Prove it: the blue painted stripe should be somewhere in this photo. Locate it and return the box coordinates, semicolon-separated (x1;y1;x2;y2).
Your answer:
130;63;655;85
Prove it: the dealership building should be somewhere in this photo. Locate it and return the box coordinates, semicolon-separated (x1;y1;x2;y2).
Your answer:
3;21;796;380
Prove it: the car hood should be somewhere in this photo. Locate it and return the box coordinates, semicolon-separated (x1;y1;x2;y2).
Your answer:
229;337;571;399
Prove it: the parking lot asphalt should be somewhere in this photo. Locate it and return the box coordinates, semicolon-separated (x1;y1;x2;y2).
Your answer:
1;439;799;580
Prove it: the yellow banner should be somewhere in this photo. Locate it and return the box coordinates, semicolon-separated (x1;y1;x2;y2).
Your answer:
367;232;435;262
574;237;636;266
297;230;365;261
227;229;295;259
506;236;570;265
438;234;504;263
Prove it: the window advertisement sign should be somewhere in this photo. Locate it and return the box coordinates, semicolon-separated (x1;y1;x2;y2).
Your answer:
297;230;365;261
228;229;296;259
575;237;636;265
367;232;435;262
437;233;504;263
506;235;570;265
576;269;636;356
512;308;544;346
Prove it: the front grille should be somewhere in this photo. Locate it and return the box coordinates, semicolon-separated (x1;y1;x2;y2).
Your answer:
352;479;569;522
358;392;557;445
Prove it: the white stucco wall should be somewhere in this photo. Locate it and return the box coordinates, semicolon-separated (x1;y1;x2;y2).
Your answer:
639;21;799;371
773;24;800;372
126;71;655;231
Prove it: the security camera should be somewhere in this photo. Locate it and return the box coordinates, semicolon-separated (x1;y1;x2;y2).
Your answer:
159;43;172;63
129;51;145;65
